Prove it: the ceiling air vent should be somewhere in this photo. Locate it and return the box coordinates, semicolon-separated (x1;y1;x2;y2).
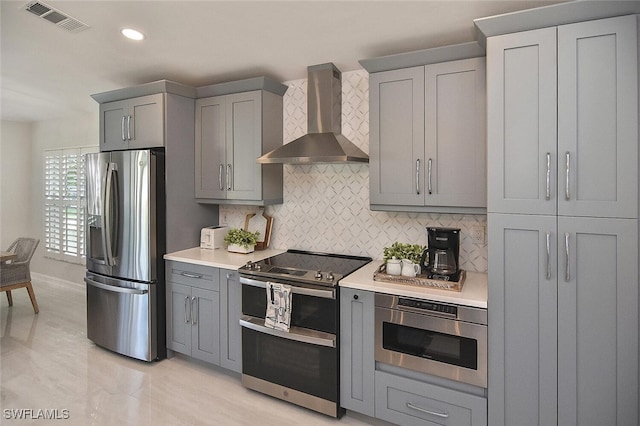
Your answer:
24;1;90;33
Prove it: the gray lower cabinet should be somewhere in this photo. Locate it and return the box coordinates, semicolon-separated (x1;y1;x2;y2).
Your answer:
375;371;487;426
219;269;242;373
195;83;284;205
488;213;638;426
166;261;243;371
99;93;165;151
369;57;486;213
340;287;487;425
340;287;375;416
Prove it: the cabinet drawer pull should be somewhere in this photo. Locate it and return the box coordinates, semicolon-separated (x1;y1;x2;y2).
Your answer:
406;402;449;418
180;272;202;279
416;159;421;195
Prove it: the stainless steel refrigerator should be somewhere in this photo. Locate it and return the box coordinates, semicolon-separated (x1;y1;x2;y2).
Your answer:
84;149;166;361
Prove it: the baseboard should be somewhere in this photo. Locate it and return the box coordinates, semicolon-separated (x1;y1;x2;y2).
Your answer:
31;272;84;290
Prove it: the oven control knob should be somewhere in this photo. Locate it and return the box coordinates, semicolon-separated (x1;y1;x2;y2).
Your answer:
326;271;334;281
315;270;323;280
245;261;254;270
255;263;262;270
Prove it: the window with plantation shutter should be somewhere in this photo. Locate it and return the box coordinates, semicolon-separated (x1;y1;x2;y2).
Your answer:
44;147;97;264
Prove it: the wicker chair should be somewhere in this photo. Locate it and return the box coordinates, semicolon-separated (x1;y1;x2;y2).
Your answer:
0;238;40;313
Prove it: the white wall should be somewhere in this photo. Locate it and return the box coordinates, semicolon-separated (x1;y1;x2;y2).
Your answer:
0;121;33;250
0;114;99;286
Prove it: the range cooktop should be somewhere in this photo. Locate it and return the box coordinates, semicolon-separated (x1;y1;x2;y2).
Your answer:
238;249;372;287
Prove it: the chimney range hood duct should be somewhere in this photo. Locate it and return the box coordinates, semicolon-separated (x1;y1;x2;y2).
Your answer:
257;63;369;164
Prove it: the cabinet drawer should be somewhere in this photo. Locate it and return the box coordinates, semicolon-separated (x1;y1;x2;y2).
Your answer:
375;371;487;426
166;260;219;291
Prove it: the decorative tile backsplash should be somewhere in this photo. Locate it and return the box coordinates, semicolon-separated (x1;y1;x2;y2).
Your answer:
220;70;488;273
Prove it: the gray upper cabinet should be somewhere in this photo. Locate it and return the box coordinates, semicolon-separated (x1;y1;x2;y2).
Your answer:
100;93;165;151
369;57;486;213
488;15;638;219
195;78;286;206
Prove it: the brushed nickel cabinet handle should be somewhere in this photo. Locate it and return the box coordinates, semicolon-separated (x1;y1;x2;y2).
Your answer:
546;232;551;280
191;297;198;325
406;402;449;418
184;296;190;324
121;116;126;141
565;232;571;282
126;115;132;141
565;152;571;201
546;152;551;200
427;158;433;195
219;164;224;191
416;159;421;195
227;164;232;191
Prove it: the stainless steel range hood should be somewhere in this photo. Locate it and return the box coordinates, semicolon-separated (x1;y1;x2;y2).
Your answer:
257;63;369;164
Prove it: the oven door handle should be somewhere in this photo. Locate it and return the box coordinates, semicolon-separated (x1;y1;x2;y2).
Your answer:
239;315;336;348
239;277;335;299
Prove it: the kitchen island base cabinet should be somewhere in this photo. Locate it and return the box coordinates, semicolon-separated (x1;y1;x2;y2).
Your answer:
375;371;487;426
166;261;241;372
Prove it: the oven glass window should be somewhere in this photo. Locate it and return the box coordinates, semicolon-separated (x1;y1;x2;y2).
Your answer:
382;322;478;370
242;285;336;333
242;328;338;402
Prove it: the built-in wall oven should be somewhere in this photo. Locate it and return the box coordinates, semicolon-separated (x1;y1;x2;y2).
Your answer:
238;250;371;418
375;293;487;388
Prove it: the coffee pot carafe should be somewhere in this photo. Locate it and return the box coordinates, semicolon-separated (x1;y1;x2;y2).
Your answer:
424;227;461;281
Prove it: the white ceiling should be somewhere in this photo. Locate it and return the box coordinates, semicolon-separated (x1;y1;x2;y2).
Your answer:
1;0;566;122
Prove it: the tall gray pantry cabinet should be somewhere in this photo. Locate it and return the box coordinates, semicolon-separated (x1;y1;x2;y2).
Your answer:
486;15;639;426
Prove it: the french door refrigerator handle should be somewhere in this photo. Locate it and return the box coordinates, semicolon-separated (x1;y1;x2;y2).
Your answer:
84;277;148;295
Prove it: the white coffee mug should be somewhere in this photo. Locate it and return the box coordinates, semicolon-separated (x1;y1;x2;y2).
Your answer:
386;258;402;276
401;259;420;277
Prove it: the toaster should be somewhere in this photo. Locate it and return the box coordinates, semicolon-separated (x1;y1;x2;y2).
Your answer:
200;226;228;250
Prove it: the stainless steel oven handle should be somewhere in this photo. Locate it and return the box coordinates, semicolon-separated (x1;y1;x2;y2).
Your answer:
239;277;335;299
406;402;449;418
239;315;336;348
84;278;148;295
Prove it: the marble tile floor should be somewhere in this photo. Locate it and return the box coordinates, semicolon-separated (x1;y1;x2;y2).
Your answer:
0;277;376;426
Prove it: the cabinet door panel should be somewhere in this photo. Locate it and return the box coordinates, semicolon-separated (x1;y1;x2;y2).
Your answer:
339;288;375;416
220;269;242;373
370;67;425;206
557;217;638;426
227;91;262;200
129;94;164;149
101;100;129;151
425;58;486;207
487;28;557;215
195;97;226;199
488;213;557;426
191;287;220;365
167;282;191;355
558;15;638;218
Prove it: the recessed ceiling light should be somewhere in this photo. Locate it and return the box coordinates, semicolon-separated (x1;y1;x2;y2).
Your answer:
121;28;144;41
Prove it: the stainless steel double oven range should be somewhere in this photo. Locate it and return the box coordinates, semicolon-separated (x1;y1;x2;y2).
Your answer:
238;250;371;418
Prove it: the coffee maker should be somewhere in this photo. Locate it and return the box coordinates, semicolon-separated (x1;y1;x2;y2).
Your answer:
422;227;461;281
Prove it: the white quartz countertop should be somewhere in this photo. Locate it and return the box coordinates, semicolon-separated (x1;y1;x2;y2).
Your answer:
340;261;487;308
164;247;285;270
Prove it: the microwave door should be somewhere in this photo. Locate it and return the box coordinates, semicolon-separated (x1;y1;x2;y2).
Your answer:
110;150;155;283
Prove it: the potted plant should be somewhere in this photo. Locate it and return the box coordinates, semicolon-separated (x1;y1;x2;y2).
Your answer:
383;242;426;264
224;228;260;254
